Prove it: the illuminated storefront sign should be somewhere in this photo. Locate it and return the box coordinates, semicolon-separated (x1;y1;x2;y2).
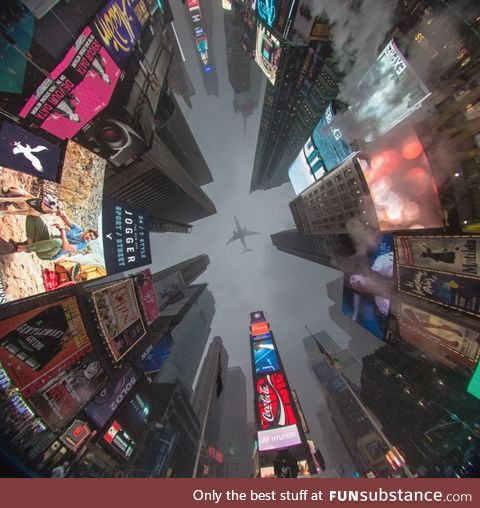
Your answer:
102;197;151;274
255;24;281;85
395;236;479;277
360;127;443;231
257;424;301;452
0;141;107;305
256;372;297;430
19;27;121;140
0;120;63;182
92;0;150;67
253;339;280;374
91;279;147;363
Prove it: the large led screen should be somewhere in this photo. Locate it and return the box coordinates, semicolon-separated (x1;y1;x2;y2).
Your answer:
342;234;394;340
141;335;173;374
257;424;302;452
256;372;297;431
102;197;151;275
103;420;136;460
395;235;479;278
0;120;62;182
397;300;480;373
84;364;139;429
0;141;106;306
289;102;353;194
255;24;281;85
352;40;430;138
19;27;121;140
0;297;106;430
256;0;279;28
250;321;270;337
250;310;266;323
253;339;280;374
92;0;150;67
91;279;147;363
360;127;443;231
397;266;480;317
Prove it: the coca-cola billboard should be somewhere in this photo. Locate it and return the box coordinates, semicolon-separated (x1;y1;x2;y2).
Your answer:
256;372;297;431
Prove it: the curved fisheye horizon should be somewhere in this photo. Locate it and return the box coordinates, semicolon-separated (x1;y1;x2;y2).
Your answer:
0;0;479;484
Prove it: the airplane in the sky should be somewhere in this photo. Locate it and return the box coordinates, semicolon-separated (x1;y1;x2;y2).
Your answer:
226;215;259;254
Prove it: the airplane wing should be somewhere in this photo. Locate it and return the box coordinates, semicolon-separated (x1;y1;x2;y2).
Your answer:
240;236;247;250
242;230;259;237
226;234;237;245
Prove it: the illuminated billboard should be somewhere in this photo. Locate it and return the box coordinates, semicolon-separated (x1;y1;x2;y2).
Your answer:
395;236;479;277
360;127;443;231
397;299;480;373
103;420;135;460
467;363;480;400
19;27;121;140
141;335;173;374
250;310;266;323
0;141;106;305
92;0;150;67
255;24;281;85
342;234;394;340
102;197;151;274
257;424;302;452
253;339;280;374
0;120;63;182
251;321;270;337
91;279;147;363
132;269;160;325
289;102;353;193
352;40;430;138
256;372;297;431
222;0;232;9
0;297;106;430
397;266;480;317
252;332;273;342
84;364;139;429
256;1;295;35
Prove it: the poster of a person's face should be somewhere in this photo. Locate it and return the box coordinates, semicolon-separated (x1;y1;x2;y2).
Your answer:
0;141;106;305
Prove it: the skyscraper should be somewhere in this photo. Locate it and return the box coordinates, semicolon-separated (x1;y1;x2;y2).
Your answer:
192;336;229;477
219;366;253;477
152;254;210;286
154;286;215;393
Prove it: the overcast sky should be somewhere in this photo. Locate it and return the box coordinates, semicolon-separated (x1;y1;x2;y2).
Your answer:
147;0;369;474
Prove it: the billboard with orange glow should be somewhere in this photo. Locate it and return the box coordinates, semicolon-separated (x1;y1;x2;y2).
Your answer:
360;126;443;231
250;321;270;337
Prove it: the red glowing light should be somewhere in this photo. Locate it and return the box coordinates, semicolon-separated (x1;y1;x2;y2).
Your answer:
401;138;423;160
405;167;430;195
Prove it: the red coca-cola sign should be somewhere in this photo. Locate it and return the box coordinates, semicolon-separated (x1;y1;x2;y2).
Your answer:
256;372;297;431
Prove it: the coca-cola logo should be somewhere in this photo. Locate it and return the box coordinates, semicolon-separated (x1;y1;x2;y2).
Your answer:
256;373;297;431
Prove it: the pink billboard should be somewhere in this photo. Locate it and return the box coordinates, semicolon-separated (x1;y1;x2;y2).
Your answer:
19;27;121;140
257;424;302;452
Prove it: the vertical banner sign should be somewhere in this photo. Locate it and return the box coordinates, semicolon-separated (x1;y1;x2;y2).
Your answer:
19;27;121;140
395;236;479;277
92;0;150;68
102;197;152;274
132;269;160;325
91;279;147;363
0;121;62;181
397;266;480;317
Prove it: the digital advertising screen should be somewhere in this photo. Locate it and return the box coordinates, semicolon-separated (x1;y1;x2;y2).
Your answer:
132;269;160;325
397;266;480;317
154;271;185;310
395;235;479;278
360;126;443;231
255;24;282;85
257;424;302;452
60;419;91;452
116;390;151;435
342;234;394;340
0;297;93;399
29;350;106;431
251;332;273;342
102;197;151;275
0;120;63;182
352;39;430;139
19;26;121;140
250;321;270;337
91;279;147;363
468;363;480;400
141;335;173;374
84;364;139;429
397;299;480;373
256;372;297;431
250;310;266;323
222;0;232;9
253;339;280;374
256;0;295;34
0;141;107;306
103;420;136;460
92;0;150;67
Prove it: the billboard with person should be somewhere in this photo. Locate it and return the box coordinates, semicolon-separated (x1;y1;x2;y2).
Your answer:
19;27;121;140
0;141;107;305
